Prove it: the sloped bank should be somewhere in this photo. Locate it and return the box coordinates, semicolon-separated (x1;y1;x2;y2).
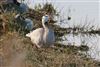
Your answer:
0;32;100;67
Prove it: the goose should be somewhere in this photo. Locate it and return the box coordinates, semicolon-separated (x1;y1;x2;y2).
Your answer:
26;14;55;48
13;0;29;12
15;14;33;32
24;18;34;32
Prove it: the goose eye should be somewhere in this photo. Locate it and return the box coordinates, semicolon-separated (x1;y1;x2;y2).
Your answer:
68;16;71;20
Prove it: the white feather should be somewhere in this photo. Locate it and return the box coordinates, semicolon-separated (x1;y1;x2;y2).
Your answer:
26;15;55;48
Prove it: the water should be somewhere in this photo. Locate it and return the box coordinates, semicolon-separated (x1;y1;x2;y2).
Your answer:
62;34;100;61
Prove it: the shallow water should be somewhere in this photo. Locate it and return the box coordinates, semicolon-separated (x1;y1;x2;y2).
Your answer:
62;33;100;61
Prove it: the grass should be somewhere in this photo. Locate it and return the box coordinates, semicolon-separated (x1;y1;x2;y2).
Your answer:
0;32;100;67
0;3;100;67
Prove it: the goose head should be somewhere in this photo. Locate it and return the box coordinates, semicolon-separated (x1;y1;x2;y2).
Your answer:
13;0;20;6
42;15;49;28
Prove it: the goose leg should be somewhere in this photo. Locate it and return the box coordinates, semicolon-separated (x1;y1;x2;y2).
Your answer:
35;44;41;48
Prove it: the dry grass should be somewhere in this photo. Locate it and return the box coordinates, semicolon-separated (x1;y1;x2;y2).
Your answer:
0;32;100;67
0;3;100;67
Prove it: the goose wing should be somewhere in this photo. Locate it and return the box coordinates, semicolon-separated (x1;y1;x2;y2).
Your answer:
26;28;44;39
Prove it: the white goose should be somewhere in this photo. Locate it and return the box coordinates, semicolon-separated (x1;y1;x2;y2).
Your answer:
26;14;55;48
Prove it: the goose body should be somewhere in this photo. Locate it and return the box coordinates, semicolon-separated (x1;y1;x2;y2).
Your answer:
19;3;28;12
43;27;55;46
26;15;55;48
26;28;44;48
15;14;34;32
24;18;33;31
13;0;28;12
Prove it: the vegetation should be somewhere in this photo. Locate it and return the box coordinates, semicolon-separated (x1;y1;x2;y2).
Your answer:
0;2;100;67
